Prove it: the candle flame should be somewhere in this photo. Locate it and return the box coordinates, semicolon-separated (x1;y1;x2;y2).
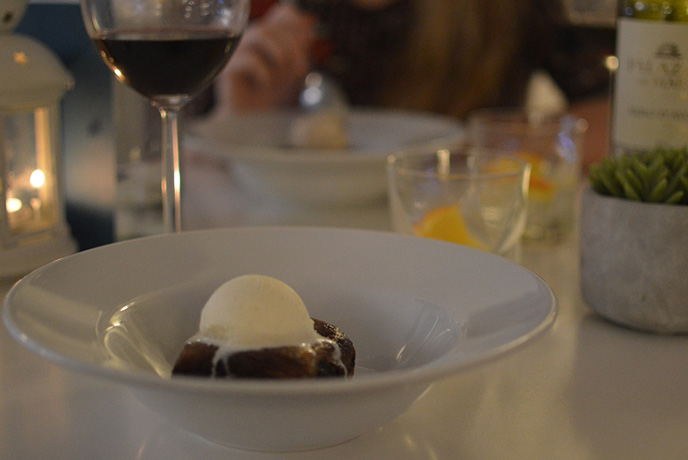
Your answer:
30;169;46;188
6;197;22;213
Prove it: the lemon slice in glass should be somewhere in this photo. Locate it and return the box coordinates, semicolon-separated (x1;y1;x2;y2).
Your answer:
413;205;489;250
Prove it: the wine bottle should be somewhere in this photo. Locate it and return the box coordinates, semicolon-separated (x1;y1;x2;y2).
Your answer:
611;1;688;156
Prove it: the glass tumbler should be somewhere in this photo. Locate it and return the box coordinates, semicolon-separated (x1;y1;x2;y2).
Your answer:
468;108;587;243
387;146;531;262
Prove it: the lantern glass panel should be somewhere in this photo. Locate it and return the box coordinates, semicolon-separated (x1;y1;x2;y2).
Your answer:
3;106;58;239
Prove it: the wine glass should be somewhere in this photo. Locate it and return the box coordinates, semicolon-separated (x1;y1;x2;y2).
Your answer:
80;0;250;233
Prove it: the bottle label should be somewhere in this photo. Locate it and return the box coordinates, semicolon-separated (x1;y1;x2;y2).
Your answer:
612;18;688;154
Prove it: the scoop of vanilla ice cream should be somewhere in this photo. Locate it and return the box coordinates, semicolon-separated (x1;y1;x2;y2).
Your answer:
199;275;320;350
288;111;349;149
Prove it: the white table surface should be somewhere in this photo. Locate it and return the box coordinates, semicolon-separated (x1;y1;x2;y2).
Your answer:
3;161;688;460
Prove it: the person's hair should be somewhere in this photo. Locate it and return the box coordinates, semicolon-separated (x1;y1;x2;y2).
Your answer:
379;0;567;119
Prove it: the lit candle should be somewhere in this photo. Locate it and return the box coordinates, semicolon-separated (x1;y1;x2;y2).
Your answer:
6;197;22;214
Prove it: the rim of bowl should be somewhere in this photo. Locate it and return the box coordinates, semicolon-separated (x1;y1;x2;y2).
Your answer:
3;273;555;398
387;148;531;180
466;107;588;136
188;108;464;164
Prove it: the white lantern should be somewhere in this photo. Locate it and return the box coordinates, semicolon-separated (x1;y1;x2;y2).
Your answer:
0;0;76;277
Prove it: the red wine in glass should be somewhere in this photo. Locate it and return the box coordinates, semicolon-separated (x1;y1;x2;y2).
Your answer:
92;29;241;104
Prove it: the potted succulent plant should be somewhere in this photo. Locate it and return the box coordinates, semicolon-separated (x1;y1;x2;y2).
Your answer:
580;147;688;334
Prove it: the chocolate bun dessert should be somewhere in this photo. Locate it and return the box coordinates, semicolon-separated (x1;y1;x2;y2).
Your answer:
171;275;355;380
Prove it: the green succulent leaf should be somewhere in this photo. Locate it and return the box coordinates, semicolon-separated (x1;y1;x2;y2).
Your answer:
666;190;684;204
626;168;644;196
616;170;642;201
647;178;667;202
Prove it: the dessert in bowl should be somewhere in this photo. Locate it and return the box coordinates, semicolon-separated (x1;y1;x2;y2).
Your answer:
188;109;463;207
3;227;556;451
172;274;356;379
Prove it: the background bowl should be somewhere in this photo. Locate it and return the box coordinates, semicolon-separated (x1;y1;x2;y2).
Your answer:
4;227;555;451
188;109;463;207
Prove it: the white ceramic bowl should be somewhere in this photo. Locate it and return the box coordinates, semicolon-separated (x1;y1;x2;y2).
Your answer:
188;109;463;207
3;227;555;451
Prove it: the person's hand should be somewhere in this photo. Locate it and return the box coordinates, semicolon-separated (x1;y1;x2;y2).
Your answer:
214;3;316;115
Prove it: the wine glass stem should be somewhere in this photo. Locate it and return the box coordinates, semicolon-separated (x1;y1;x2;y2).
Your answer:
159;107;182;233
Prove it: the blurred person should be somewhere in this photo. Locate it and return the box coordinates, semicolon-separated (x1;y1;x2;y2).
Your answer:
211;0;612;167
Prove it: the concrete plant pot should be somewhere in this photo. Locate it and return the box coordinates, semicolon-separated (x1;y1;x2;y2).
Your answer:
580;187;688;334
